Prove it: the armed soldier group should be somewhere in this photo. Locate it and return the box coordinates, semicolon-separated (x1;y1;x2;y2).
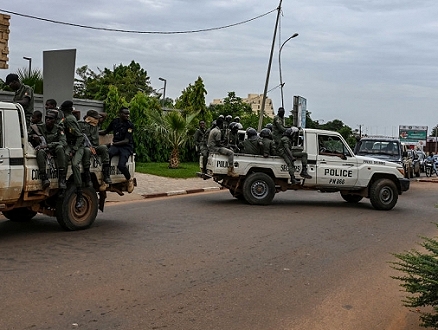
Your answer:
29;100;135;209
194;107;312;184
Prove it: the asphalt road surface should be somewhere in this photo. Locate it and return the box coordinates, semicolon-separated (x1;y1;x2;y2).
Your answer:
0;181;436;330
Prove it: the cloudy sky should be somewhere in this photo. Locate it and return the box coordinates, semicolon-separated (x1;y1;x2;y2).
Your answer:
2;0;438;135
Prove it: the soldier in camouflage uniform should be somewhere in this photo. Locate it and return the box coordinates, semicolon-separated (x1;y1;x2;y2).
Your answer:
59;100;85;209
6;73;34;127
194;120;209;174
242;128;263;155
272;107;287;146
29;111;67;189
78;110;112;187
259;128;276;157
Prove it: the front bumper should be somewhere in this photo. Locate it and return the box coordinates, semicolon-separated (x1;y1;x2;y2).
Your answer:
399;178;410;192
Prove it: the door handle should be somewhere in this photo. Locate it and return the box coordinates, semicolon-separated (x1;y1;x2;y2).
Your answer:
320;161;327;164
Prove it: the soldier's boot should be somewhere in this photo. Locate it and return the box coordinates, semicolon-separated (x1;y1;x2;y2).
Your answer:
58;169;67;189
102;164;112;184
83;169;92;188
300;167;312;179
75;188;85;210
227;166;239;178
290;174;297;185
40;172;50;189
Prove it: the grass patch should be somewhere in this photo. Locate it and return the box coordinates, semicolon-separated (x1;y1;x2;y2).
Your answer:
135;162;200;179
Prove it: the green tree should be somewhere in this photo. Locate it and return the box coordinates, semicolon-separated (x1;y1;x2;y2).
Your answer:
148;110;199;168
175;77;210;122
74;61;153;102
391;224;438;329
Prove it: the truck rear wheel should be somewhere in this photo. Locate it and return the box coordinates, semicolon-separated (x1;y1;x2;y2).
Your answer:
56;185;98;230
369;179;398;210
2;208;37;222
242;172;275;205
340;193;363;203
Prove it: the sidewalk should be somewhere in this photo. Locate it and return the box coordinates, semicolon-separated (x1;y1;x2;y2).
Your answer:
106;172;222;202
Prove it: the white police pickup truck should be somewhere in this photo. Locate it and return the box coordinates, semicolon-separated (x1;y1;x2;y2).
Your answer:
201;128;409;210
0;102;136;230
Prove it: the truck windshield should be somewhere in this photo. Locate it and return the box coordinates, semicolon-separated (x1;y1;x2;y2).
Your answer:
357;141;399;156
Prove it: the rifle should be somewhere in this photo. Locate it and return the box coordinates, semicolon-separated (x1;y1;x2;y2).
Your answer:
83;133;101;166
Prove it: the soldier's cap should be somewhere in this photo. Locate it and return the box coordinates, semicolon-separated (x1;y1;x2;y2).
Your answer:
86;109;101;119
45;111;57;119
5;73;19;85
60;100;74;110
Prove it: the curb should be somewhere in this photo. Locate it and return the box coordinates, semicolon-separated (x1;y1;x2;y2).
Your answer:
416;178;438;183
142;186;222;199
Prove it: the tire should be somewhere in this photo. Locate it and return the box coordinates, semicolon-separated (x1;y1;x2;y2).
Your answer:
242;172;275;205
2;208;37;222
340;193;363;203
55;185;98;231
426;166;431;177
369;179;398;210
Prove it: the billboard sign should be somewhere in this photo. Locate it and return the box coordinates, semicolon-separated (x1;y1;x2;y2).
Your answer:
293;96;307;128
399;125;428;144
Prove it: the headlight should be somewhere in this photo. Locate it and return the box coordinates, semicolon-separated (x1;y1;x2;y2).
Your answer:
397;167;405;176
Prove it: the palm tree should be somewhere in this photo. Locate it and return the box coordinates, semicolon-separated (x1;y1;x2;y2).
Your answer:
18;67;43;94
149;110;199;168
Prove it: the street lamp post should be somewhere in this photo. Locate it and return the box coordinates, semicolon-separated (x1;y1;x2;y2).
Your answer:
23;56;32;74
158;77;166;108
258;0;283;132
278;33;299;109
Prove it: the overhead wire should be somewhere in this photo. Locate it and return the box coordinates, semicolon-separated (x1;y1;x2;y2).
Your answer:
0;8;277;34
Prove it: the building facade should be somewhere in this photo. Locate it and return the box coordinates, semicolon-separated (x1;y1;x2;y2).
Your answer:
211;93;275;118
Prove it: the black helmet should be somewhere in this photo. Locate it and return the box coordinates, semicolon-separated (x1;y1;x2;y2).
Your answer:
260;128;272;138
246;127;257;139
218;115;224;120
283;127;298;137
265;123;273;131
225;115;232;122
229;122;239;132
283;127;293;136
233;116;240;123
235;123;243;130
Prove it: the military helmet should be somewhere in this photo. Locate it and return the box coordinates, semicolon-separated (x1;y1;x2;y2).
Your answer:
260;128;272;138
235;123;243;130
265;123;273;131
233;116;240;123
246;127;257;138
225;115;232;122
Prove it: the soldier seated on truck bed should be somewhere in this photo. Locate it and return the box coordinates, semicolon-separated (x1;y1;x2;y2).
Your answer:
207;116;239;178
241;127;263;155
29;111;67;190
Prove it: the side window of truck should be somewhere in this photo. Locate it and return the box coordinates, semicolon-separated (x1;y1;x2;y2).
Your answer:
318;134;351;157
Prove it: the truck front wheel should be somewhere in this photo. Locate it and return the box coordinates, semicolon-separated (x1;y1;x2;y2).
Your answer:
242;172;275;205
56;185;98;230
369;179;398;210
2;208;37;222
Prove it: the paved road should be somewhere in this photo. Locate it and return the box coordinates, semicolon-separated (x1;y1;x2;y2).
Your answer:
0;181;436;330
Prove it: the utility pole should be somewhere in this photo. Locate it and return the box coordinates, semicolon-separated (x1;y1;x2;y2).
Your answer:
258;0;282;132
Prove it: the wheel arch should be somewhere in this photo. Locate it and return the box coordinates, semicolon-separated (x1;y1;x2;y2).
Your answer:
368;173;401;196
